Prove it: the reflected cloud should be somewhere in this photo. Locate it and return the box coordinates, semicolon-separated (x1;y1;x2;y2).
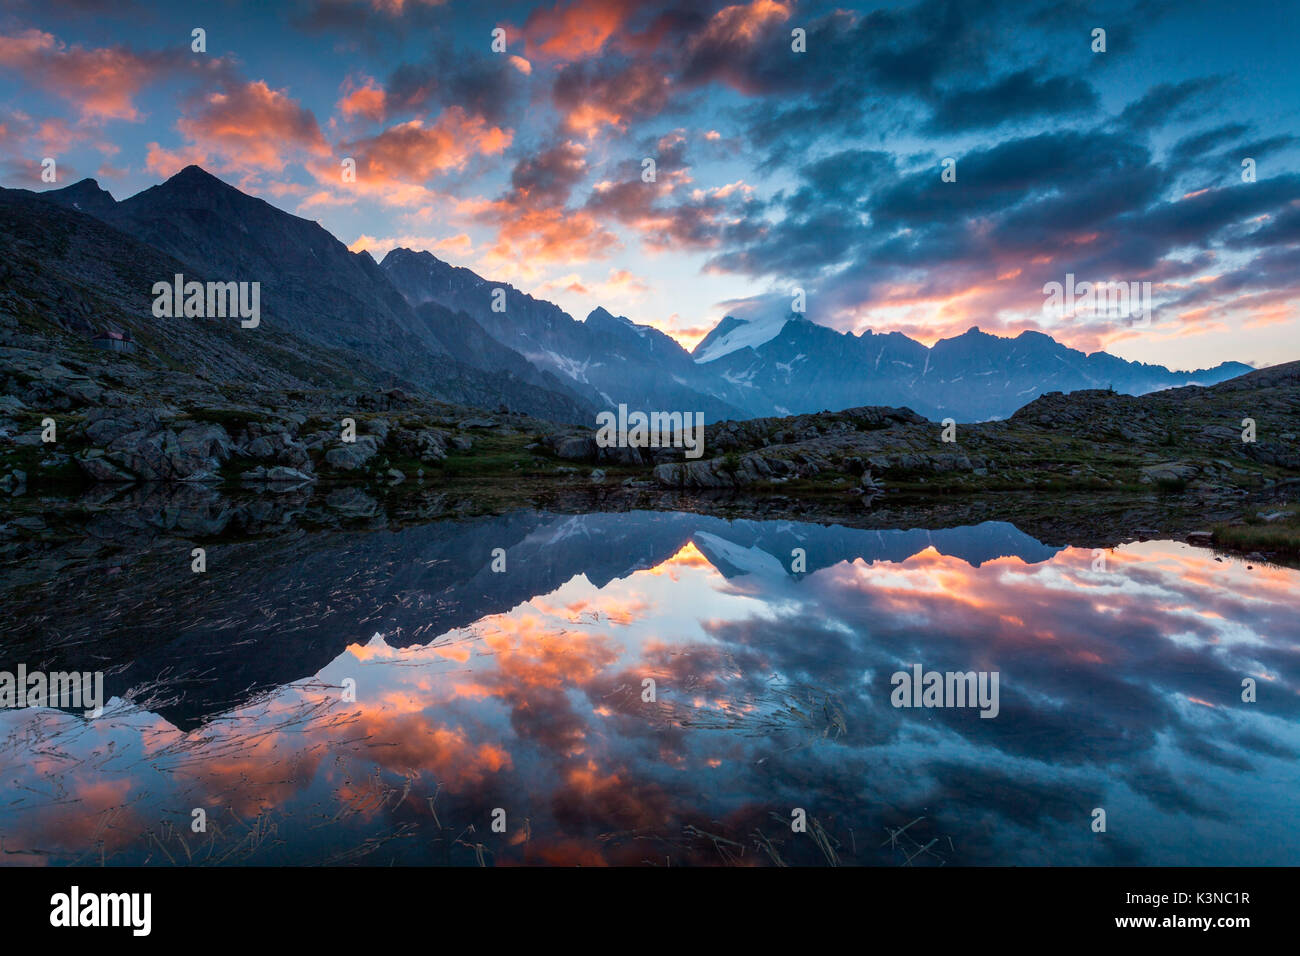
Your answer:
2;510;1296;866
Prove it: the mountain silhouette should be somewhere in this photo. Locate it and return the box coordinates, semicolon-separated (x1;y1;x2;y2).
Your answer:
26;167;1256;424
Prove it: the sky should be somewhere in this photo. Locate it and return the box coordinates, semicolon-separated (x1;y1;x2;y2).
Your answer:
1;0;1297;370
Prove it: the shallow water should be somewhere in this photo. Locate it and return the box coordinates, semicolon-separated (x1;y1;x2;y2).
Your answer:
2;509;1297;866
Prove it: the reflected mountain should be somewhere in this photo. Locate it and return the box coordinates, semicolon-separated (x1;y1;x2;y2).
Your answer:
2;507;1296;867
4;507;1059;728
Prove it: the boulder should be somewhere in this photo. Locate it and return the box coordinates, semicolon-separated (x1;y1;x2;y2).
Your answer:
324;435;379;471
551;435;597;460
265;466;316;483
653;454;792;489
177;422;233;463
75;450;135;482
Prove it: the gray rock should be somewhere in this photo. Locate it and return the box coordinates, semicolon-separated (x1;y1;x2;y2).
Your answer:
597;444;644;466
265;466;316;483
413;429;449;462
244;436;276;459
324;435;379;471
552;435;596;460
177;422;233;463
1;468;30;491
83;407;161;446
654;453;793;489
75;452;134;481
1140;462;1198;484
102;425;222;481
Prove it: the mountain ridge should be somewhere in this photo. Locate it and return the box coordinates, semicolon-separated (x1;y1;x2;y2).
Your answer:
33;168;593;421
26;167;1259;424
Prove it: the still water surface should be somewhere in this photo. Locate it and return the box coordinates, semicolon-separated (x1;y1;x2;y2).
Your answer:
2;510;1296;865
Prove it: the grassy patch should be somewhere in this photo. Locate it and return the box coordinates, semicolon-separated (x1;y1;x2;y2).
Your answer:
437;432;534;478
1211;504;1300;555
184;407;274;433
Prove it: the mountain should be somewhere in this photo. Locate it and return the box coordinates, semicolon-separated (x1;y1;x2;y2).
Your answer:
382;244;1251;423
26;168;1256;425
692;312;790;363
34;169;591;421
380;247;747;421
1;183;394;394
43;177;118;219
3;502;1060;728
691;317;1253;421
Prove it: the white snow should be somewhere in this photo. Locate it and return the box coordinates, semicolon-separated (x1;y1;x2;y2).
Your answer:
694;315;789;364
692;532;788;577
721;366;759;388
540;349;594;384
774;353;807;376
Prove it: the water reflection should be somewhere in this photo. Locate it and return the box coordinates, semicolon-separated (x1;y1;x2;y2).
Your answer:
1;511;1296;866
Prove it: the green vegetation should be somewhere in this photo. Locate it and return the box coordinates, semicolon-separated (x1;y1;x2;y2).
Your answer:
1212;504;1300;556
183;407;274;431
437;431;535;478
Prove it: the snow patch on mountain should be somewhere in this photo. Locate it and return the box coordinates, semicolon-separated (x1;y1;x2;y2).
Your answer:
694;314;789;364
692;532;788;578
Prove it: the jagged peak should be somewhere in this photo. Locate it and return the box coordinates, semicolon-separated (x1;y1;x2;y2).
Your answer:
167;164;226;187
382;246;437;264
32;177;119;219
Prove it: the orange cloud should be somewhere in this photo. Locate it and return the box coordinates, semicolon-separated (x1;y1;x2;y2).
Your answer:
705;0;791;43
337;76;387;122
532;267;649;301
522;0;639;62
556;61;671;137
472;202;619;275
176;79;330;173
0;29;214;122
348;232;474;258
145;141;209;178
0;109;118;158
342;108;512;182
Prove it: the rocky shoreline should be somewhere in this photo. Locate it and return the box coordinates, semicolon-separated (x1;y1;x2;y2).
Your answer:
4;334;1298;563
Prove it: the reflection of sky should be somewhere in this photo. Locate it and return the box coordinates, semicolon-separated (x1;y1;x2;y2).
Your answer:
2;532;1297;867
